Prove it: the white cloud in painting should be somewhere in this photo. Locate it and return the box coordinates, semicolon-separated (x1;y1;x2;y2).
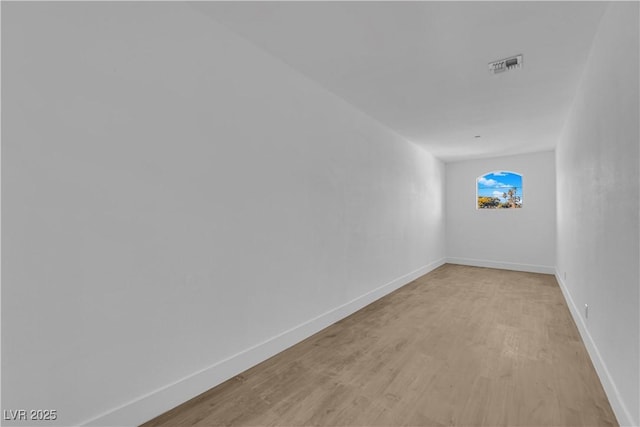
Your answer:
479;176;509;188
493;190;505;199
478;177;499;186
493;171;507;176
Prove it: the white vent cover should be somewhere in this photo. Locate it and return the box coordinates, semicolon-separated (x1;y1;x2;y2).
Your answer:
488;54;523;74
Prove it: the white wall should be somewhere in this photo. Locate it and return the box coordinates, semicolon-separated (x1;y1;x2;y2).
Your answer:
445;151;556;273
1;3;445;426
555;3;639;426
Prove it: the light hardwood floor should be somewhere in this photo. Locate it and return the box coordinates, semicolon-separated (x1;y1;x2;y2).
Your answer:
142;264;617;426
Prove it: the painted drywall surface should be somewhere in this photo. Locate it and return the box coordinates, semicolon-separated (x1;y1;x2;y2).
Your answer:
445;151;556;273
1;3;445;425
556;3;639;425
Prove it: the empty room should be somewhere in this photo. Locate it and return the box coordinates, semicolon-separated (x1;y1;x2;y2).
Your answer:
2;1;639;426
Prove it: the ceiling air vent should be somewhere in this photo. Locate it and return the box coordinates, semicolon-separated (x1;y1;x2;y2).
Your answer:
488;54;523;74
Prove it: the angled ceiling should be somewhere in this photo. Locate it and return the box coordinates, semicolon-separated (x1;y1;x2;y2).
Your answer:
191;1;608;162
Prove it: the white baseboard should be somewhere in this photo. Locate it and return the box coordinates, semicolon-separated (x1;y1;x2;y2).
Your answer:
446;257;555;274
555;270;636;427
81;258;446;427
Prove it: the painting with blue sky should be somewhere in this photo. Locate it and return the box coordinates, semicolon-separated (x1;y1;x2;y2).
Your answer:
477;171;523;209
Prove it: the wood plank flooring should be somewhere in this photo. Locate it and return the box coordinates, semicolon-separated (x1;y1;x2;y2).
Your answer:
142;264;617;426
